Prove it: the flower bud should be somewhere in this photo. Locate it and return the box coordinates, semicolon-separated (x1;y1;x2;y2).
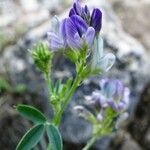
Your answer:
31;43;53;74
90;8;102;34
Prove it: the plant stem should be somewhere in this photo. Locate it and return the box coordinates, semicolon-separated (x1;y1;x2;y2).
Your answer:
53;74;81;126
45;72;52;99
82;135;98;150
52;49;86;126
47;143;51;150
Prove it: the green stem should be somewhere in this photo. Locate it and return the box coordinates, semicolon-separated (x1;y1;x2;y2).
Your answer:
82;135;98;150
47;143;51;150
53;74;81;126
45;72;52;99
52;48;87;126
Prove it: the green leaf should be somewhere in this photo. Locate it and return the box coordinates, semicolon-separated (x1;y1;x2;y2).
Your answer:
47;124;63;150
16;124;45;150
16;104;47;124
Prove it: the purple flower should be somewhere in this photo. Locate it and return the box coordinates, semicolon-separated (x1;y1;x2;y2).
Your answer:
47;1;103;51
47;15;95;51
86;79;130;113
69;0;102;34
65;15;95;49
100;79;130;112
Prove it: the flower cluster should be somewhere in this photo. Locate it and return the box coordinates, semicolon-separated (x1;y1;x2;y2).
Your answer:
47;0;102;51
77;79;130;122
69;0;102;35
16;1;131;150
47;0;115;74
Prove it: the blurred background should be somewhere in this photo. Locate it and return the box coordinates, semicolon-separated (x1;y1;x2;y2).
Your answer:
0;0;150;150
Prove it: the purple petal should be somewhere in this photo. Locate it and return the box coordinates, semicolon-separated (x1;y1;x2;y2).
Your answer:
81;5;90;22
84;27;95;48
50;16;60;34
65;18;82;49
121;87;130;106
70;15;88;36
117;102;126;112
84;5;90;16
81;7;87;18
73;33;83;49
69;8;77;17
73;0;82;15
47;32;64;50
90;8;102;34
113;80;124;100
92;91;108;108
59;18;67;45
65;17;78;38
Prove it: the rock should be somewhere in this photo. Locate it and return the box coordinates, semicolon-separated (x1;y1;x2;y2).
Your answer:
127;83;150;150
0;0;67;51
108;132;143;150
110;0;150;51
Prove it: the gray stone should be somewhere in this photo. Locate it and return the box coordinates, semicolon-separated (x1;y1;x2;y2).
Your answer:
110;0;150;51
